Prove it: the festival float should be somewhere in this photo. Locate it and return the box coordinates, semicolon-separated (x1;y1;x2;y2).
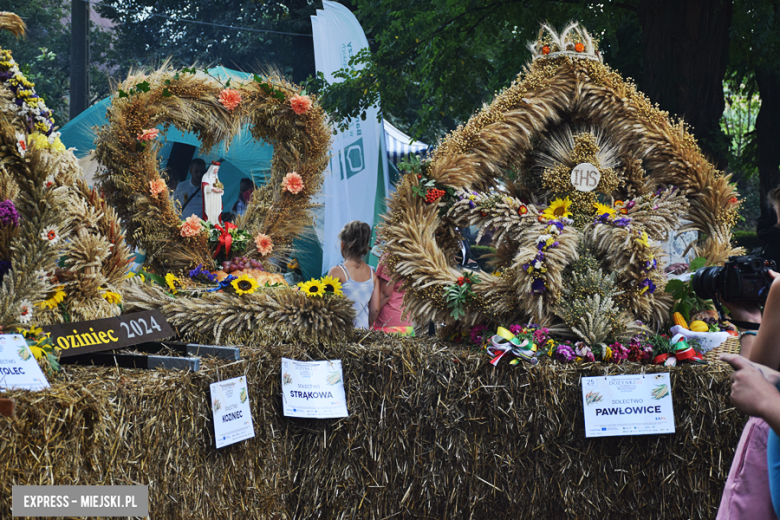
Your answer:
0;15;748;519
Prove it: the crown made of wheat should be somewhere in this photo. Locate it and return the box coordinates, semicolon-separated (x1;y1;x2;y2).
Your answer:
528;21;602;63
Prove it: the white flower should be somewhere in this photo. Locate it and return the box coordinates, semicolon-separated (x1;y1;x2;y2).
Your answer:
15;132;26;157
534;260;543;269
538;234;552;242
40;225;60;246
18;300;33;324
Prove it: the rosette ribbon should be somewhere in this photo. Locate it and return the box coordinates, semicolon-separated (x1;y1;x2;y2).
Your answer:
206;274;236;293
213;222;237;258
487;327;538;365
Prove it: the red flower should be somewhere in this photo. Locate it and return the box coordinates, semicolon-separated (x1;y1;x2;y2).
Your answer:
542;45;551;55
457;277;465;286
518;205;528;216
219;88;242;111
137;128;159;141
729;197;738;204
290;94;312;115
575;42;585;53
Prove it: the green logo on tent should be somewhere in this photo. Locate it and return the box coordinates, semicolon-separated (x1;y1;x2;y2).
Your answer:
339;138;365;179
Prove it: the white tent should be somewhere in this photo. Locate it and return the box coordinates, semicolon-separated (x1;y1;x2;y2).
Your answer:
383;120;429;166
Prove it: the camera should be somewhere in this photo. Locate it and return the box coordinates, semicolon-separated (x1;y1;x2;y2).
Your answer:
692;254;776;304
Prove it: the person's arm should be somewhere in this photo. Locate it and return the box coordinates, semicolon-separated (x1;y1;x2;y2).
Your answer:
744;271;780;366
722;354;780;434
327;265;346;284
373;277;394;326
368;270;381;327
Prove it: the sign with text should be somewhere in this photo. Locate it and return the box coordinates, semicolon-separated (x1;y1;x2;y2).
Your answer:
210;376;255;449
281;358;348;419
582;373;675;438
570;162;600;192
42;310;174;358
0;334;50;392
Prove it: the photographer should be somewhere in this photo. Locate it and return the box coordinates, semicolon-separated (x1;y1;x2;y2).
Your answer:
718;270;780;519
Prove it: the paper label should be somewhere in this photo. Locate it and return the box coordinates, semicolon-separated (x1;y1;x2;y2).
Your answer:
281;358;348;418
210;376;255;449
582;373;675;437
0;334;50;392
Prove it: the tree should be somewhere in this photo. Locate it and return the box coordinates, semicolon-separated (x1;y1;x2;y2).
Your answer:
94;0;319;85
0;0;117;124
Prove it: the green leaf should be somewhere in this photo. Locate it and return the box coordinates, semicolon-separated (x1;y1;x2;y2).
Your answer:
225;78;231;88
117;89;128;98
162;88;172;97
135;81;151;93
689;257;707;272
664;279;685;294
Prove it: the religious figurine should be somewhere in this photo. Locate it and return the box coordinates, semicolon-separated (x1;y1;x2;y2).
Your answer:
202;161;224;225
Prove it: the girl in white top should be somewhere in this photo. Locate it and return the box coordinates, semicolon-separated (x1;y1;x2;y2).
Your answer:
327;221;381;329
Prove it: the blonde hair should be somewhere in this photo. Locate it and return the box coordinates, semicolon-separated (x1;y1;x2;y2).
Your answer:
338;221;371;260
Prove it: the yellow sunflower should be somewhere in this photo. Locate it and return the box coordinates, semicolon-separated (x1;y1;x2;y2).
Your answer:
593;202;615;217
320;275;343;296
165;273;181;294
231;274;259;296
102;291;122;304
298;278;326;297
36;290;66;310
542;197;573;220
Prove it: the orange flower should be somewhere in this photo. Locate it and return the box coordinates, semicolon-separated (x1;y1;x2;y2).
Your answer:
138;128;160;141
518;205;528;216
614;200;624;207
254;233;274;256
290;94;312;115
282;171;305;194
219;88;242;111
729;197;739;204
149;178;167;197
575;42;585;52
180;215;203;238
542;45;551;55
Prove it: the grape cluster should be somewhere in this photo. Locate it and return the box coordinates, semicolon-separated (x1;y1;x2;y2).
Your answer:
223;256;264;273
425;188;446;204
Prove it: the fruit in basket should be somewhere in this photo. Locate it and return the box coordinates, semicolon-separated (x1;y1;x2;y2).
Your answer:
672;312;689;329
691;309;718;323
689;320;709;332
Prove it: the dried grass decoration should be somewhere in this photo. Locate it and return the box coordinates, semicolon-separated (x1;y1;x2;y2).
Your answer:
0;13;131;333
94;65;355;343
381;22;742;337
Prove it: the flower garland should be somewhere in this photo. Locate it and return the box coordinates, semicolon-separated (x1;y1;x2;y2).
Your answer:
523;213;569;294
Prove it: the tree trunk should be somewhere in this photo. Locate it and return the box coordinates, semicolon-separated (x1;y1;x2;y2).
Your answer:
756;67;780;217
638;0;732;169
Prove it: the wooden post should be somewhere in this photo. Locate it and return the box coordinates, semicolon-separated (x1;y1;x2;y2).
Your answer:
0;398;15;418
69;0;90;119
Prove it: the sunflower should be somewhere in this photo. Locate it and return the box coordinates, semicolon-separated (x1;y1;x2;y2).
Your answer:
298;278;325;297
102;291;122;304
320;275;343;296
36;290;66;310
593;202;615;217
231;274;259;296
542;197;572;220
165;273;181;294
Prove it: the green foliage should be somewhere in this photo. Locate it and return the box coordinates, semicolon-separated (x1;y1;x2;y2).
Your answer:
733;229;761;251
663;257;712;323
444;272;480;320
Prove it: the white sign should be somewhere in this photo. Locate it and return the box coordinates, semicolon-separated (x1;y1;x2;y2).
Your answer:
0;334;49;392
281;358;348;418
210;376;255;449
582;373;675;437
570;162;600;192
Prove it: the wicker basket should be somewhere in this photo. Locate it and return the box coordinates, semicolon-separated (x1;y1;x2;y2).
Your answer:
704;336;740;363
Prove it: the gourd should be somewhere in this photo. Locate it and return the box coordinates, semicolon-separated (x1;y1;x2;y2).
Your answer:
689;320;709;333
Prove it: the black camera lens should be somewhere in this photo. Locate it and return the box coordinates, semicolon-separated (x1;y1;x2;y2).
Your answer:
692;266;723;301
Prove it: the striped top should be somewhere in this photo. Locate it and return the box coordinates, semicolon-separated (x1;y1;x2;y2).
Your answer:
338;263;374;329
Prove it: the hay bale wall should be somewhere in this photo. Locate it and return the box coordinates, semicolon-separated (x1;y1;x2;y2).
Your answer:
1;334;744;519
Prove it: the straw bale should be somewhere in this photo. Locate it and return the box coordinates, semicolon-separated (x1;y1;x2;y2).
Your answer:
1;334;744;519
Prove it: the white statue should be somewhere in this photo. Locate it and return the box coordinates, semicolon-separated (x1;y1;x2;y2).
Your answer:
202;161;224;225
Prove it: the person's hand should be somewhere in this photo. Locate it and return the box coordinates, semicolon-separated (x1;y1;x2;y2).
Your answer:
665;263;689;275
721;354;780;417
719;270;780;324
720;353;780;386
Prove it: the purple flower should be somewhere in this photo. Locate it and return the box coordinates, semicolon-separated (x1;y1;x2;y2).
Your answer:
533;327;549;344
509;324;523;336
468;200;475;209
551;241;559;248
612;217;631;227
0;199;19;227
551;221;564;231
555;344;576;363
470;324;488;346
531;278;546;294
610;342;630;363
537;241;545;250
640;278;656;294
645;258;657;271
625;200;636;209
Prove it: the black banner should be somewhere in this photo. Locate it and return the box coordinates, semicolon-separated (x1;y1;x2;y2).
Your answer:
41;310;175;358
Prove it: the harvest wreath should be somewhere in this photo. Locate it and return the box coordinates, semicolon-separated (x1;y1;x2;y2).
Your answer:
94;65;354;343
380;22;741;347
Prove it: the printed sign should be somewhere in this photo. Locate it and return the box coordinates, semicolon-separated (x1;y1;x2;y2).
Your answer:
210;376;255;449
570;162;600;192
582;373;675;437
281;358;348;419
41;310;174;358
0;334;50;392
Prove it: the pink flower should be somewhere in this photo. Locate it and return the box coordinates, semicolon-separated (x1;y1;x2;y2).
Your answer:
149;178;167;197
254;233;274;256
138;128;160;141
290;94;312;115
219;88;242;111
282;172;305;194
180;215;203;238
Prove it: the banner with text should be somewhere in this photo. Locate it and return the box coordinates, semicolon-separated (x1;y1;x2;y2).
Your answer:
210;376;255;449
582;373;675;438
311;1;390;274
281;357;348;418
0;334;49;392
